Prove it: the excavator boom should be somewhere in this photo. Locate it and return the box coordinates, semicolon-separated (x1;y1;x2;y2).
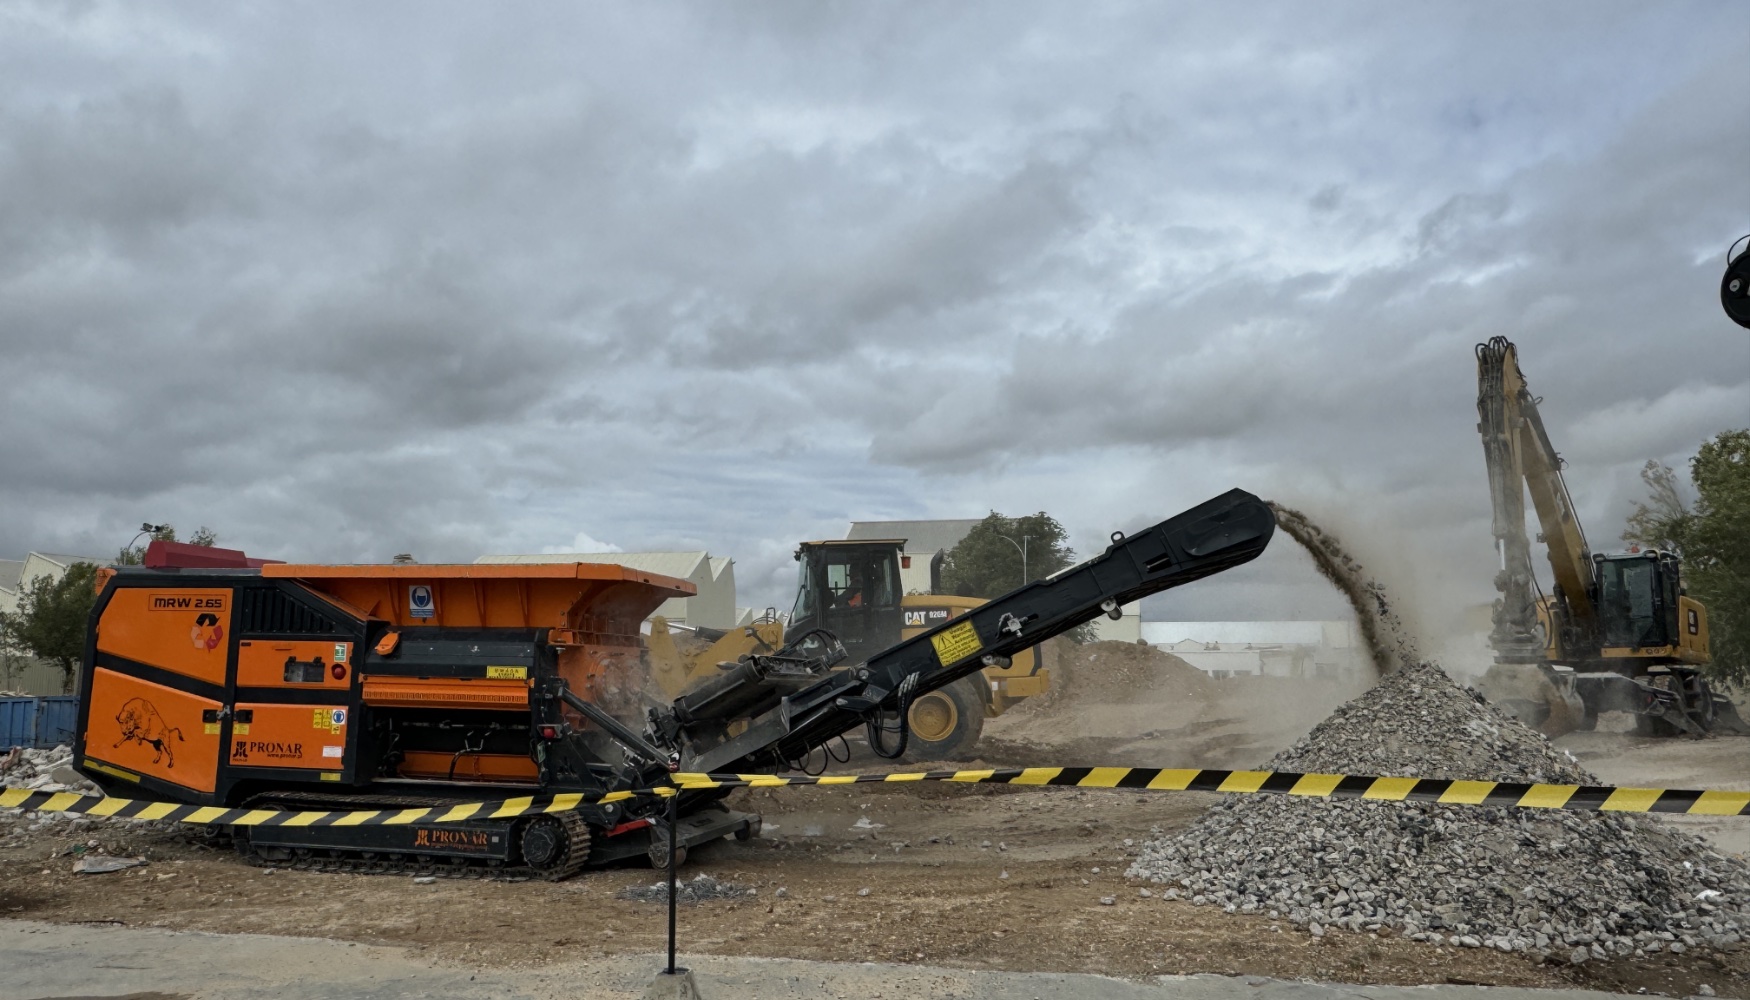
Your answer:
1476;337;1596;658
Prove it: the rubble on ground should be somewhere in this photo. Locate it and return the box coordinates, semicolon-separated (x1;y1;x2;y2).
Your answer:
1126;660;1750;959
1;744;99;794
0;743;179;854
615;873;755;903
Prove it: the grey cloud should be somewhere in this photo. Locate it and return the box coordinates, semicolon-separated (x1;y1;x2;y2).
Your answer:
2;1;1745;622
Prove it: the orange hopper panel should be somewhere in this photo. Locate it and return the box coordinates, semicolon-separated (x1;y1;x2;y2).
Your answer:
259;563;695;630
262;563;696;701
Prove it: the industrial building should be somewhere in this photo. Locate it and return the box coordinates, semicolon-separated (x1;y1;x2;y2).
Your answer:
1141;620;1367;680
1;551;108;694
844;519;982;595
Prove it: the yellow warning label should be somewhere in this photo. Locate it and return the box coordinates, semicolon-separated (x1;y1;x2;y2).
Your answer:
233;723;250;735
930;620;982;667
486;665;528;680
203;723;220;736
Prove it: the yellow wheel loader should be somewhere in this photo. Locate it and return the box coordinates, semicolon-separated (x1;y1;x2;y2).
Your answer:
642;540;1050;760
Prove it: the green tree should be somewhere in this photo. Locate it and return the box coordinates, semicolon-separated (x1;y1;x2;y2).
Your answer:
8;562;101;692
940;511;1097;642
1625;431;1750;684
0;610;24;689
1686;430;1750;684
1621;460;1695;551
940;511;1078;598
117;524;218;565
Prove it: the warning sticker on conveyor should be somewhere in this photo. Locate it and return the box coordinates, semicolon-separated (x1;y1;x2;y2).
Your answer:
929;619;982;667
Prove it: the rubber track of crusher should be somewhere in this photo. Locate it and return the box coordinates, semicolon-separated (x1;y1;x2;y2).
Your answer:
232;792;595;882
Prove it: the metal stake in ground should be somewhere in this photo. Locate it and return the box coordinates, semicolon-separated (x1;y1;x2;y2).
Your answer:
644;789;702;999
666;789;679;974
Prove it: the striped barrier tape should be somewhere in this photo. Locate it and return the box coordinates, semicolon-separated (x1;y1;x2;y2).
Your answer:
0;784;659;829
672;767;1750;815
5;766;1750;828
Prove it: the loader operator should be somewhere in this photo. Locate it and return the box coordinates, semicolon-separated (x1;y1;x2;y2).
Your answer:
834;566;865;608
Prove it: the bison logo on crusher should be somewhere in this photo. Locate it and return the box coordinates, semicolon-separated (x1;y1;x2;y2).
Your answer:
114;697;186;767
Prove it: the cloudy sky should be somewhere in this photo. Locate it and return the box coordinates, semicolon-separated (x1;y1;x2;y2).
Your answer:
3;2;1747;638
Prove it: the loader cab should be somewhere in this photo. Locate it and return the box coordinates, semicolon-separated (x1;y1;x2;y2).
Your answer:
789;540;905;664
1594;550;1682;651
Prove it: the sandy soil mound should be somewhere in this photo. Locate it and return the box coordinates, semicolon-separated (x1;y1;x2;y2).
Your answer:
982;640;1226;750
1016;640;1217;715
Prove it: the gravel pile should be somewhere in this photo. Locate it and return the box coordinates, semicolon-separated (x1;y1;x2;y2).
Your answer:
615;873;755;904
1126;660;1750;961
1;744;98;793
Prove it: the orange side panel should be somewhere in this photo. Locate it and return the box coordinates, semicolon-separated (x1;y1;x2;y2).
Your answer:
231;702;349;770
84;668;221;793
361;677;529;710
97;588;233;686
237;639;355;690
396;751;539;783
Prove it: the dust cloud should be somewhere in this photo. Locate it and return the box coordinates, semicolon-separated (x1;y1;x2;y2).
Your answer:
1267;502;1421;675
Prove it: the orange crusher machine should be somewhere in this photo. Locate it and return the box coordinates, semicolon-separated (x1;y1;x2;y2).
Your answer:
75;489;1276;879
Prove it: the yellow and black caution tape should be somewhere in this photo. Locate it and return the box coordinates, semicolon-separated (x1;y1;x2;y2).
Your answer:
0;784;658;829
5;766;1750;828
673;767;1750;815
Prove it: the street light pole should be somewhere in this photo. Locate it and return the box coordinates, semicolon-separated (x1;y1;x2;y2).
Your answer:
998;534;1032;587
124;523;171;564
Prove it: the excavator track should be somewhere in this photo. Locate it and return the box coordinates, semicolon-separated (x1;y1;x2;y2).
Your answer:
232;791;596;881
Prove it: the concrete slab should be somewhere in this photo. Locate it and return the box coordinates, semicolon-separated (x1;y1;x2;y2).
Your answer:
0;919;1631;1000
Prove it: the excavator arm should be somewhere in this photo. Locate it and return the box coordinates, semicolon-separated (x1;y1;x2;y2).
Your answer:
1475;337;1596;662
653;489;1275;773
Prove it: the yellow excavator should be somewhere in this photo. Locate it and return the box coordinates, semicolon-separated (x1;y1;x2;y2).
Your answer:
643;539;1050;759
1476;336;1742;736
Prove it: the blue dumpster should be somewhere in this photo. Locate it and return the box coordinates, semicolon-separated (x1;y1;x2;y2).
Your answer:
0;696;79;750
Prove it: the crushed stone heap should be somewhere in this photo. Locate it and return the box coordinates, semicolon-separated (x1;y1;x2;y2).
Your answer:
1126;660;1750;961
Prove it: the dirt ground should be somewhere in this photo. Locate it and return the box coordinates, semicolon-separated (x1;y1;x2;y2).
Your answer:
5;649;1749;997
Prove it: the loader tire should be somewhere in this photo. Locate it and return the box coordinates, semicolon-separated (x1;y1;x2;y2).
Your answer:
903;676;986;762
647;826;688;872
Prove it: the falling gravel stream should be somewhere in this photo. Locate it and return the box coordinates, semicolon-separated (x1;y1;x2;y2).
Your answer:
1269;502;1419;675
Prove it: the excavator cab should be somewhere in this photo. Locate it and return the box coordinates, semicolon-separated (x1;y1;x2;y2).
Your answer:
788;540;906;664
1593;550;1682;653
